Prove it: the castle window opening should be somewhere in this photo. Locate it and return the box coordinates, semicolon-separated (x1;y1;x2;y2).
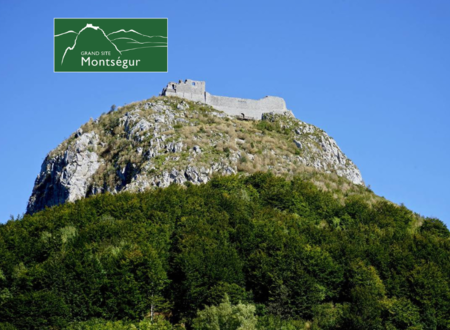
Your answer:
192;82;196;86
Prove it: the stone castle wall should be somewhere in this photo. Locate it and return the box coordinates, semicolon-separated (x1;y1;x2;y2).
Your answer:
162;79;293;119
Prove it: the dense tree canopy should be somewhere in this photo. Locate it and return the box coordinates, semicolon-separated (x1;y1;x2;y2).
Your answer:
0;173;449;329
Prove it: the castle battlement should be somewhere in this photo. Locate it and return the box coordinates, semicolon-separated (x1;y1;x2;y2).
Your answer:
161;79;294;120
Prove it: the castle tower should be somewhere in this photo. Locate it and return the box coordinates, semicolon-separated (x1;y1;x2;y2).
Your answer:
162;79;206;102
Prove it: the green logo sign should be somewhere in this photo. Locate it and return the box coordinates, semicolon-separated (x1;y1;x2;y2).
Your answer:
54;18;167;72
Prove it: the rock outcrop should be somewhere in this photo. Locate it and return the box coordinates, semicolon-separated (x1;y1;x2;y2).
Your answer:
27;130;101;214
27;96;363;214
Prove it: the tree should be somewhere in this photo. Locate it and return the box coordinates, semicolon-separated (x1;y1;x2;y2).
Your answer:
192;295;257;330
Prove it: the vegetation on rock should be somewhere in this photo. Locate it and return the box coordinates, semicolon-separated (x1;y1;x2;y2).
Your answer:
27;96;363;214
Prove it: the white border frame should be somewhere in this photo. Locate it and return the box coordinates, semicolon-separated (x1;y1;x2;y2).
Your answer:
53;17;168;73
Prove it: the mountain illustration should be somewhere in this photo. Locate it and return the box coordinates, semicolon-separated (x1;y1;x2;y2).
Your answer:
54;31;78;64
61;24;121;65
107;29;167;52
55;24;168;66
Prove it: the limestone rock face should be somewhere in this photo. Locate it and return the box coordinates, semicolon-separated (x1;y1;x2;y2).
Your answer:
27;131;101;214
27;97;363;214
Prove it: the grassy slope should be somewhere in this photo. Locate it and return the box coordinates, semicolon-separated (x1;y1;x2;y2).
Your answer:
48;96;363;202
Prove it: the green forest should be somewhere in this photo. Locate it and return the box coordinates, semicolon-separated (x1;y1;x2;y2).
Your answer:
0;173;449;329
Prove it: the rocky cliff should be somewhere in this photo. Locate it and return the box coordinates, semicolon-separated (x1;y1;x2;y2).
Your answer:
27;96;363;214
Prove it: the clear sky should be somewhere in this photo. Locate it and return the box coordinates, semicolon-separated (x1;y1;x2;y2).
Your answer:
0;0;449;225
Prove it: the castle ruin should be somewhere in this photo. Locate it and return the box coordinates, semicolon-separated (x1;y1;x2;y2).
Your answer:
161;79;294;120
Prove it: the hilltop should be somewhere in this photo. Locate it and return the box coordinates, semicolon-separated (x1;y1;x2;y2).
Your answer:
27;93;363;214
2;84;449;329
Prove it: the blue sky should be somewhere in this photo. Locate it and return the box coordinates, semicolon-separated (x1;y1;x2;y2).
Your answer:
0;0;449;225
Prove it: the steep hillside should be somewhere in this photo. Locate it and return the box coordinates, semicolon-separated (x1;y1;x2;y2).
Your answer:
1;174;449;329
27;96;363;214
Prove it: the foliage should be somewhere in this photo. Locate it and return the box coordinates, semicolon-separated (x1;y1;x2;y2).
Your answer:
192;295;257;330
65;317;174;329
0;173;449;329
